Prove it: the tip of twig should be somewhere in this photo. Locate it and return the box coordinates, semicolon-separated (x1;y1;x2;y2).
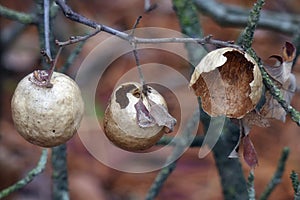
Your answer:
144;3;158;13
132;16;143;30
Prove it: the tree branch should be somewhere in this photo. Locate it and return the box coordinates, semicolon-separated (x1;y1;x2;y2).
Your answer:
238;0;265;48
59;41;85;74
156;135;204;147
54;0;99;29
54;0;241;49
291;171;300;194
0;5;37;24
247;170;256;200
44;0;51;57
193;0;300;35
0;149;48;199
51;144;69;200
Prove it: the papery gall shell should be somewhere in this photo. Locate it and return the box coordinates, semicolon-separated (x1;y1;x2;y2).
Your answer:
11;72;84;147
104;82;166;152
189;47;262;119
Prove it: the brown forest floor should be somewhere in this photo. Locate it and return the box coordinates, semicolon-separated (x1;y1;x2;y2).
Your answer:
1;0;300;200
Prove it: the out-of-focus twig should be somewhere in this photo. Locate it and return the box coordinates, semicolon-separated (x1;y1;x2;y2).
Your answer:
51;144;69;200
259;147;290;200
238;0;265;48
247;170;256;200
156;135;204;147
145;111;199;200
0;149;48;199
193;0;300;35
290;171;300;200
0;5;37;24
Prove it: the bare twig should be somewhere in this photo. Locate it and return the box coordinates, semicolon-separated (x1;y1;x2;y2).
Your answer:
54;0;241;49
156;135;204;147
247;170;256;200
51;144;69;200
144;0;157;12
145;111;199;200
0;149;48;199
54;0;99;29
130;16;142;36
130;16;146;87
55;27;101;46
44;0;51;57
60;41;85;73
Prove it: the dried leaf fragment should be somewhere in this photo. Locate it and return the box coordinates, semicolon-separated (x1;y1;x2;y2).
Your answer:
149;100;177;133
134;91;177;133
243;135;258;168
134;98;156;128
262;42;297;122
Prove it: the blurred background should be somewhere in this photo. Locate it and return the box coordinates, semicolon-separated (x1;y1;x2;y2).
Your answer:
1;0;300;199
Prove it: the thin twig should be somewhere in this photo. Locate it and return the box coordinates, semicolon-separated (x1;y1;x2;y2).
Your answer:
0;149;48;199
259;147;290;200
60;41;85;74
131;16;146;87
55;26;101;46
130;16;142;36
54;0;241;49
144;0;151;11
133;49;145;86
44;0;51;57
52;144;69;200
156;135;204;147
247;170;256;200
144;0;157;13
0;5;37;24
238;0;265;48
